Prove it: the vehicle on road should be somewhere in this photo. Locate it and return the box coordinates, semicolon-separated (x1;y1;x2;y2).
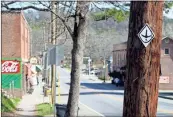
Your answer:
90;68;101;75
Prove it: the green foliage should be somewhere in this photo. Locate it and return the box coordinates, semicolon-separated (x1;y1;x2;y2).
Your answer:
29;21;45;30
91;8;129;22
164;1;173;13
164;1;173;9
36;103;53;116
1;95;21;112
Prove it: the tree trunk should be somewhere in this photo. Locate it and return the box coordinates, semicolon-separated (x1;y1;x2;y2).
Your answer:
65;1;89;117
123;1;164;117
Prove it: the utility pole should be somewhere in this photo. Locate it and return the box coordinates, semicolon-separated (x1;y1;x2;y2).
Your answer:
50;1;57;117
102;49;106;83
43;26;46;50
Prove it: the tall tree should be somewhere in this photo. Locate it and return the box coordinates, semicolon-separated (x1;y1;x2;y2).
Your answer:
64;1;89;117
123;1;164;117
1;1;89;116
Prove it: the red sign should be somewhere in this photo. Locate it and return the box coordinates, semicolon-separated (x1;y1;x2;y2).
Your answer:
1;60;20;74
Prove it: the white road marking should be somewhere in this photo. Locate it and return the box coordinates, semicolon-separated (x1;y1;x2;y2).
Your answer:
79;101;105;117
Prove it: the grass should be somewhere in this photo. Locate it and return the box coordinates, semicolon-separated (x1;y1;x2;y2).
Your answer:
36;103;54;117
1;94;21;112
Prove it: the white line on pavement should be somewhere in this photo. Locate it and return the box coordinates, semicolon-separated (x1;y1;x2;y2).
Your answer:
79;101;105;117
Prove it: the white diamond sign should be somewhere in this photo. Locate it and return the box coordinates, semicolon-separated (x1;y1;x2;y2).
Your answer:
138;23;155;47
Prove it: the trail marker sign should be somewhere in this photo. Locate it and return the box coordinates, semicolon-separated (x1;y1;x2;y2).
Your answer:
138;24;155;47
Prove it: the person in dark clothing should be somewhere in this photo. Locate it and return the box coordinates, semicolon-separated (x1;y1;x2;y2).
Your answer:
25;74;28;92
37;76;39;85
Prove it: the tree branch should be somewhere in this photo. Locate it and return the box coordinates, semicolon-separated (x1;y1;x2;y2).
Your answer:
55;25;66;39
60;2;76;12
91;2;104;11
2;4;49;11
1;1;17;7
38;1;73;38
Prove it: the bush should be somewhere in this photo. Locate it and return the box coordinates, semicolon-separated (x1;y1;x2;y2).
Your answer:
1;94;21;112
36;103;53;116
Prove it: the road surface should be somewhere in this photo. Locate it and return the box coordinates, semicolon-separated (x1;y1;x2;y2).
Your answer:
55;67;173;116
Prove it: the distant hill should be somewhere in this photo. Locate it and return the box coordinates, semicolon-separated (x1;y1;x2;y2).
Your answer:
24;10;173;58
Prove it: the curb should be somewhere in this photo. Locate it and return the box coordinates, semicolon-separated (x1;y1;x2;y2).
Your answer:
158;95;173;100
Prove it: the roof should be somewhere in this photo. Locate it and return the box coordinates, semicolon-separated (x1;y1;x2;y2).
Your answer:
1;11;21;14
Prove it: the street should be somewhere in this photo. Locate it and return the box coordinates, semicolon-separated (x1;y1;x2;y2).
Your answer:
56;67;173;116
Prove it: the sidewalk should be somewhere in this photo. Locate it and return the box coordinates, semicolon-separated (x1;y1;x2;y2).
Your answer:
15;82;49;116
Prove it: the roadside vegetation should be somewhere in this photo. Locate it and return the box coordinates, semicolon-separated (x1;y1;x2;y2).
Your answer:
1;94;21;116
36;103;54;117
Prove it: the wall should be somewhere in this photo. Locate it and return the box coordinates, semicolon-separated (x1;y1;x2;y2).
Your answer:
21;12;30;61
2;11;31;98
2;12;21;58
113;38;173;90
160;37;173;90
113;42;127;70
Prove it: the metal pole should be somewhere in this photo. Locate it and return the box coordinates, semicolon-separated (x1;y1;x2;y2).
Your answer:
9;82;12;98
51;1;59;117
12;81;14;98
43;26;46;50
104;58;106;83
88;58;90;76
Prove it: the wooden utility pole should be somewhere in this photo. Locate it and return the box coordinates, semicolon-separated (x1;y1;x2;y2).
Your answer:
123;1;164;117
50;0;57;109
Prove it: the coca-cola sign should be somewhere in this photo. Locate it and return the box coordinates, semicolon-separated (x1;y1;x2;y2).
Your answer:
2;60;20;74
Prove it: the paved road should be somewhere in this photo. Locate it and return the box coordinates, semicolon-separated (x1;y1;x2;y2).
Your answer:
56;67;173;116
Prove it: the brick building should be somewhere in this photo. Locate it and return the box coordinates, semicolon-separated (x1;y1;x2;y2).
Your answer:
2;11;31;98
113;37;173;90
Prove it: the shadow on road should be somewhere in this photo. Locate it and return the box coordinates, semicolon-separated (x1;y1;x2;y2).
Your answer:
57;91;124;97
159;92;173;96
66;82;124;91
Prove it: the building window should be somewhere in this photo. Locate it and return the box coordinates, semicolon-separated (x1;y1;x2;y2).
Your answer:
164;48;169;55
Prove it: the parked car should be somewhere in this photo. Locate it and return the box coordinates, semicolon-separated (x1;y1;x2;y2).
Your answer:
90;68;101;75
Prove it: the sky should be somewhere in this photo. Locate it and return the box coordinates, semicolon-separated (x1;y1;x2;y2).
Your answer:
163;6;173;19
6;1;173;19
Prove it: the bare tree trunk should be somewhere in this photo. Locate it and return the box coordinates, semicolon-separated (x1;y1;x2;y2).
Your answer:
123;1;164;117
65;1;89;117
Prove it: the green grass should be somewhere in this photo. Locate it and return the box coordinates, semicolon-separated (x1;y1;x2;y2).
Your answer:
36;103;54;117
1;95;21;112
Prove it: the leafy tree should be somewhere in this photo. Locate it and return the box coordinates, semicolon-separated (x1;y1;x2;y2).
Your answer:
91;8;129;22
